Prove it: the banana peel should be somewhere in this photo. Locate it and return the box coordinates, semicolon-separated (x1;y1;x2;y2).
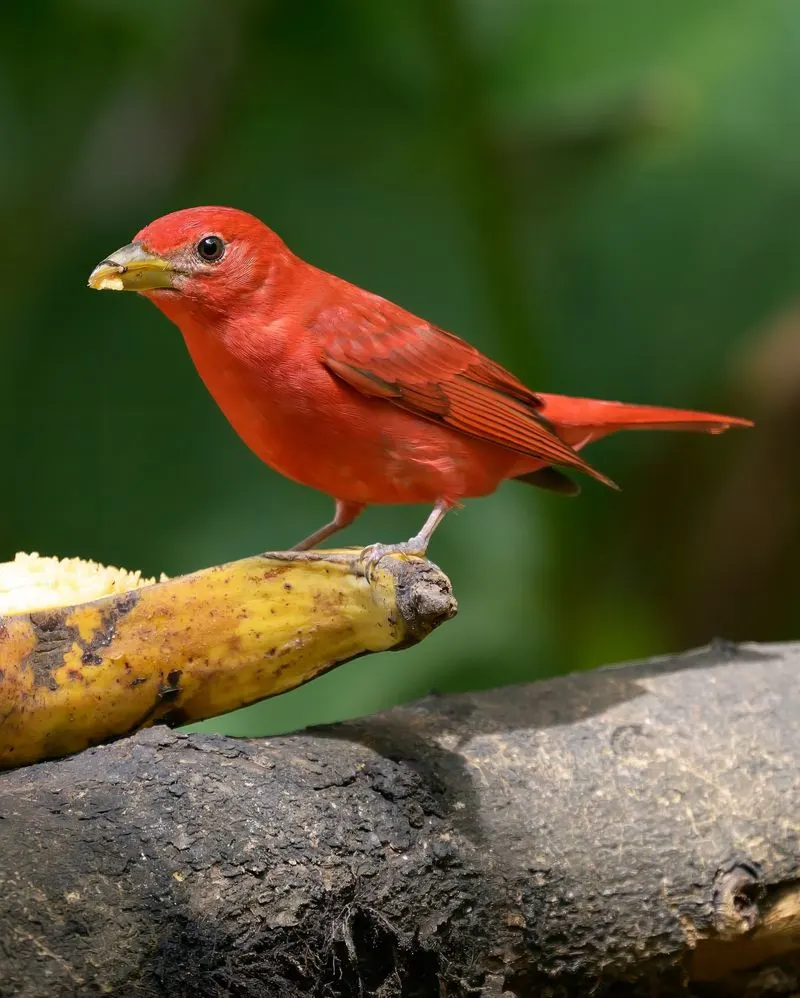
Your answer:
0;549;456;770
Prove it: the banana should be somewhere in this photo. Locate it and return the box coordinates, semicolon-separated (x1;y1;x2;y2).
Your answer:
0;549;456;770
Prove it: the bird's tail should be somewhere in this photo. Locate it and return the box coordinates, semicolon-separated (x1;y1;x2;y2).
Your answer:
512;394;752;495
537;393;753;450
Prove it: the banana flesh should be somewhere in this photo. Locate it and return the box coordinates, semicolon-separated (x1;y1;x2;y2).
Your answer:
0;549;456;770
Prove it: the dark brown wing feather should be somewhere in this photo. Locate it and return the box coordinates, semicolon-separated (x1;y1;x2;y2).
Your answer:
315;295;615;488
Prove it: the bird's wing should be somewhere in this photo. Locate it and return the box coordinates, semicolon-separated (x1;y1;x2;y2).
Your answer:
315;297;615;487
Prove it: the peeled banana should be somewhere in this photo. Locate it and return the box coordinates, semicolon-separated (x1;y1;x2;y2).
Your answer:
0;549;456;770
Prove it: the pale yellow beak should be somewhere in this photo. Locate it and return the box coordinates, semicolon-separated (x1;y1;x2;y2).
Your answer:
88;242;174;292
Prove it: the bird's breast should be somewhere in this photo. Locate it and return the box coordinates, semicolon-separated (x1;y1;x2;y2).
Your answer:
177;321;523;504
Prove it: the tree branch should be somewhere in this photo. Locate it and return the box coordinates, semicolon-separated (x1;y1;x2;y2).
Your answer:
1;640;798;997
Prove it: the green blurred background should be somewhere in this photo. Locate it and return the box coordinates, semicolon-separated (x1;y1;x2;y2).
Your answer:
3;0;799;737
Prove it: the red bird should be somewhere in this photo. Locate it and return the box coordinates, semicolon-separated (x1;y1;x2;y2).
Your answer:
88;206;751;564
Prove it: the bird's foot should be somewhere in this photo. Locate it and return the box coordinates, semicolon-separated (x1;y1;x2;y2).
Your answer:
359;539;427;580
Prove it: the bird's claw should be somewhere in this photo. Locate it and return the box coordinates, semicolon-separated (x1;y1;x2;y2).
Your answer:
359;540;426;580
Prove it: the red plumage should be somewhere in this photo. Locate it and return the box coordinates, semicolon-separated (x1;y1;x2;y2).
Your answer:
99;206;752;554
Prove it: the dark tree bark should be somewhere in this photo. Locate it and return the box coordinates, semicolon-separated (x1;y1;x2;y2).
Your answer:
1;640;799;997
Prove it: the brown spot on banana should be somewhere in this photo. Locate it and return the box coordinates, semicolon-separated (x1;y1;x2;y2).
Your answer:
159;669;182;701
16;592;140;691
78;590;139;665
24;610;77;691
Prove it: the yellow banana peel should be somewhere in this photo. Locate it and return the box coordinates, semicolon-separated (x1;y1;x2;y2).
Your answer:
0;549;456;770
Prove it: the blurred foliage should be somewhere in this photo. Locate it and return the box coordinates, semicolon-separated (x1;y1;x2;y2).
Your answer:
2;0;799;736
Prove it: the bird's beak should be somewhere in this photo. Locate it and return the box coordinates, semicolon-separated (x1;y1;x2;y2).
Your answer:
88;242;175;292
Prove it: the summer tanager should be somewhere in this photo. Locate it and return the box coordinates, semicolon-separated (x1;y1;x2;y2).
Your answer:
88;206;751;562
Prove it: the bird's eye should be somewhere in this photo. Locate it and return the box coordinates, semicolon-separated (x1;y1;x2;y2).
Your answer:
196;235;225;263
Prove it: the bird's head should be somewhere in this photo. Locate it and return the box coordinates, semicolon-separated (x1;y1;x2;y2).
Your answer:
88;206;289;314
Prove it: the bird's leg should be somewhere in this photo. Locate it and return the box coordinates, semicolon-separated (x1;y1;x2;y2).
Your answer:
360;500;450;576
291;500;365;551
